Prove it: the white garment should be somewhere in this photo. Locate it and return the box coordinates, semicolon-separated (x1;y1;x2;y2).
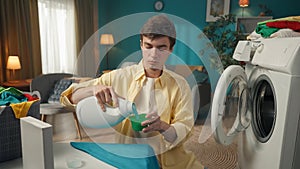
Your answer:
134;77;157;115
133;77;163;152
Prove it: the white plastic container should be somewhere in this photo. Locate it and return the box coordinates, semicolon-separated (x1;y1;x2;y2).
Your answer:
76;96;136;128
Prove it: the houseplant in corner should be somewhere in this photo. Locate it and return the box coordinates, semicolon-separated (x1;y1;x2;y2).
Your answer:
199;14;240;70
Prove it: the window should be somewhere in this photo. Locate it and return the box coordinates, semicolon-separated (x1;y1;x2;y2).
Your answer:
38;0;76;73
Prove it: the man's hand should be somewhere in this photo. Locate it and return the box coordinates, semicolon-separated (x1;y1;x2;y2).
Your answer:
141;112;177;143
93;85;118;111
141;112;168;133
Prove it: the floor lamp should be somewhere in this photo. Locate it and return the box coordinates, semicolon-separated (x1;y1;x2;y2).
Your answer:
239;0;249;17
100;34;114;70
6;55;21;81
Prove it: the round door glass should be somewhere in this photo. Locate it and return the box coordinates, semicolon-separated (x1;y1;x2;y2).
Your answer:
210;65;251;145
222;76;249;137
222;78;241;135
239;87;252;129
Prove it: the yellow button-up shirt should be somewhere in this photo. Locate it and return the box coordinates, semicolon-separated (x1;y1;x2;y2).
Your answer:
60;61;203;169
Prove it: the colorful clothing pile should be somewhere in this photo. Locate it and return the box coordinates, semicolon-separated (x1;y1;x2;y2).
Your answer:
0;86;39;118
255;16;300;38
0;87;27;106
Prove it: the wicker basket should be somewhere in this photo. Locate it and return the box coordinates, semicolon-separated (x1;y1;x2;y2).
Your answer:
0;101;40;162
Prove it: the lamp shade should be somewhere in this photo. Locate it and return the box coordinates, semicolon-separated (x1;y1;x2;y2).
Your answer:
100;34;114;45
239;0;249;7
7;55;21;70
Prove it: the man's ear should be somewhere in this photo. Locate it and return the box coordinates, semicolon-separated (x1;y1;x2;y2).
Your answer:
140;40;143;47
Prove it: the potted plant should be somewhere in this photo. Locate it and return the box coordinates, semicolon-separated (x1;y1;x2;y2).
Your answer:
199;14;240;70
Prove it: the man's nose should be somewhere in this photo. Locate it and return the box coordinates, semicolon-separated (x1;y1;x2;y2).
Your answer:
150;48;160;57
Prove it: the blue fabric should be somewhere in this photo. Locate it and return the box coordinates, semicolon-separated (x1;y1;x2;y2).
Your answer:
0;87;27;106
48;78;73;103
70;142;160;169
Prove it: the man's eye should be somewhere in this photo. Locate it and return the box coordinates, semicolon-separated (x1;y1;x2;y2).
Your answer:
158;47;167;51
145;45;152;49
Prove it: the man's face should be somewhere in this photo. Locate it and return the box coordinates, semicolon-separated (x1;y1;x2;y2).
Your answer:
141;36;173;71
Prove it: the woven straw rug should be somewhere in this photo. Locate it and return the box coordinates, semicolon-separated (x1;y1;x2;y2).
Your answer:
184;120;237;169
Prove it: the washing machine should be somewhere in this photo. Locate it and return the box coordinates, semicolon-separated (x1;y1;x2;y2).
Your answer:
210;37;300;169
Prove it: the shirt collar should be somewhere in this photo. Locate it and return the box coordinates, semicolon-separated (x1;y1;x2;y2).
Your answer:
133;61;146;81
133;60;172;88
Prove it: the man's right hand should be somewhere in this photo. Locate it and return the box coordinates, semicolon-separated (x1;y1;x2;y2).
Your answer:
71;84;118;112
93;85;118;111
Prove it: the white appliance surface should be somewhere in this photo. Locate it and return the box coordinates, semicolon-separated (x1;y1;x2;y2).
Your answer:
251;37;300;75
211;37;300;169
239;65;300;169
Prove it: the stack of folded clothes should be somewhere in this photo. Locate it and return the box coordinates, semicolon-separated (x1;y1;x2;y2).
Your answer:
248;16;300;40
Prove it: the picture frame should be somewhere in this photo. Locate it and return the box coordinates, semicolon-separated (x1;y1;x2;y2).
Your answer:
206;0;230;22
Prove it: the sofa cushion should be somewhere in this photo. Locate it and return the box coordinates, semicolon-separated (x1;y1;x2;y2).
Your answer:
48;79;73;103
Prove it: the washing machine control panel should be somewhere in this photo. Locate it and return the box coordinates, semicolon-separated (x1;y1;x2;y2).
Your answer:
233;41;263;62
251;37;300;75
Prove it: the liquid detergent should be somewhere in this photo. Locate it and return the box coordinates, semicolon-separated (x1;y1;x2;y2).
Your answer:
76;96;138;128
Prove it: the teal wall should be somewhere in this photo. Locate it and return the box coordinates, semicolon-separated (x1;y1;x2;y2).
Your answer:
97;0;300;71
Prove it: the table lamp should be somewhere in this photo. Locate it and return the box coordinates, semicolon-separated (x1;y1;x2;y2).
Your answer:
7;55;21;81
100;34;114;70
239;0;249;17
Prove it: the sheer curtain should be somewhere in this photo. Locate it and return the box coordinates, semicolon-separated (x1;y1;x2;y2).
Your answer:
38;0;76;74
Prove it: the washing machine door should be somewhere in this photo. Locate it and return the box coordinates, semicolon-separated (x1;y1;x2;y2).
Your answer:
211;65;252;145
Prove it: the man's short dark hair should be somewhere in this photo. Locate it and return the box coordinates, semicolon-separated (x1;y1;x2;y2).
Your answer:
140;14;176;48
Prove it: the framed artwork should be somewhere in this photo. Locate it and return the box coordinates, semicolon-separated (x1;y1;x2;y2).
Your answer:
206;0;230;22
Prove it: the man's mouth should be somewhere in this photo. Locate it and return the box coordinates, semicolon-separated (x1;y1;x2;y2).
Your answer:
148;60;159;64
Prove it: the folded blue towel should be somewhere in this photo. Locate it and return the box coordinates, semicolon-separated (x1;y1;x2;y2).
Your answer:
70;142;160;169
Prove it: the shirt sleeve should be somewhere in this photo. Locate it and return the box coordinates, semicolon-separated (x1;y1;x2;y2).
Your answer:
164;79;194;149
60;68;126;110
59;78;98;108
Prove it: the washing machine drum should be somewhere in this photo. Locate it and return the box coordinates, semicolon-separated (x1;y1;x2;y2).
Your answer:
252;75;276;143
211;65;276;145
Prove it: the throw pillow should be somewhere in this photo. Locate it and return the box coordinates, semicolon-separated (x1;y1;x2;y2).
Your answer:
48;79;73;103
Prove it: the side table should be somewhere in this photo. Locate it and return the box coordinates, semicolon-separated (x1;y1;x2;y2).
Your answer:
1;79;32;91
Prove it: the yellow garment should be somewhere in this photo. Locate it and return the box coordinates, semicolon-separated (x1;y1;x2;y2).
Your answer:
10;100;38;119
258;16;300;25
276;16;300;22
61;61;204;169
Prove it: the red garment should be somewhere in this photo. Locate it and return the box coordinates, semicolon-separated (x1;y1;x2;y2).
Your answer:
23;93;39;101
266;21;300;32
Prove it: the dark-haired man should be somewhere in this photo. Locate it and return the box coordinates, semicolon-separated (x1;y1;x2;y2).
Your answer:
61;14;204;169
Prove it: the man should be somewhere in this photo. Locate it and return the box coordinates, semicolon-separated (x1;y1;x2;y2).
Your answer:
61;14;204;169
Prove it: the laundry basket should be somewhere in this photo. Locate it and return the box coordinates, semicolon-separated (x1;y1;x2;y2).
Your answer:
0;100;40;162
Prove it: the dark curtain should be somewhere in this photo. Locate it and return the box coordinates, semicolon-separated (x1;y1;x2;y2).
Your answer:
0;0;42;83
0;0;97;83
74;0;99;56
